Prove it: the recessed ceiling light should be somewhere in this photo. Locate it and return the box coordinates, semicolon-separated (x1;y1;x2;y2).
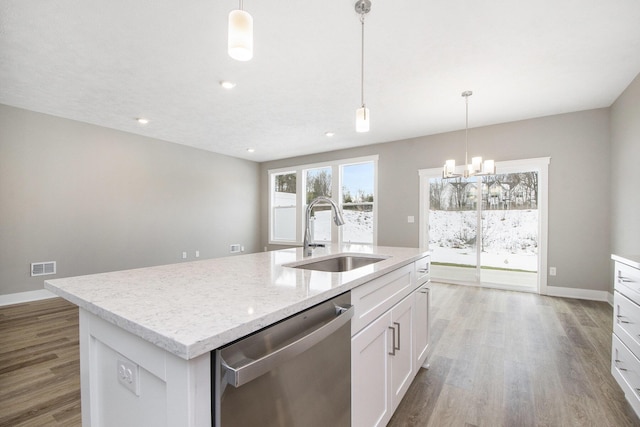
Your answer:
220;81;237;89
325;131;335;137
246;148;255;153
136;118;149;125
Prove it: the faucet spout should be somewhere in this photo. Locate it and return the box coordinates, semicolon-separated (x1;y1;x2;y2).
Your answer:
304;196;346;256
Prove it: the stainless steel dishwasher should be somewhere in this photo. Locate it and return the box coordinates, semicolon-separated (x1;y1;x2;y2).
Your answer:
213;292;353;427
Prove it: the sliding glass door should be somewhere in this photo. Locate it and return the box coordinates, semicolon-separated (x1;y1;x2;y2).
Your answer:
420;158;549;293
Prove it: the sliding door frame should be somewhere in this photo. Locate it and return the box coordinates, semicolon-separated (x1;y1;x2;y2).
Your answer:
418;157;550;294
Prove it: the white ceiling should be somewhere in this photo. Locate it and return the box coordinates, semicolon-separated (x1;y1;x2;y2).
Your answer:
1;0;639;162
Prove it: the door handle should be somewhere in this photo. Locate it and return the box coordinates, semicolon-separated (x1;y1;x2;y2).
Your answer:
388;325;396;356
394;322;401;351
388;322;401;356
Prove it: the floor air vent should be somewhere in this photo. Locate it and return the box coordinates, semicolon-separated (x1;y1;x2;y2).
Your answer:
31;261;56;276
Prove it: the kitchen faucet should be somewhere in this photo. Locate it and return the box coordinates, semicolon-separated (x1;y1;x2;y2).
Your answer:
304;196;346;256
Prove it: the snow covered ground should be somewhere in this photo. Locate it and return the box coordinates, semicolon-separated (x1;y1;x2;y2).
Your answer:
429;209;538;271
311;207;538;272
311;209;373;243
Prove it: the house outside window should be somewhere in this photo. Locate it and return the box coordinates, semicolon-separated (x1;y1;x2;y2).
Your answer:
269;156;378;246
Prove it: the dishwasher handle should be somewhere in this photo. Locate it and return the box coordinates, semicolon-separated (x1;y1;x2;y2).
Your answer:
221;304;354;388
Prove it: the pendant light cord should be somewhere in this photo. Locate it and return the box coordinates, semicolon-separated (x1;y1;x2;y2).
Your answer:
465;94;469;167
360;13;366;109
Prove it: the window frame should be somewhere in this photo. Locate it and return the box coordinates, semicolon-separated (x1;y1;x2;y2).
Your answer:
268;155;378;246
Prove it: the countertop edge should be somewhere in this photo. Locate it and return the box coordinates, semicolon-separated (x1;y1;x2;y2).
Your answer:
46;248;430;360
612;254;640;269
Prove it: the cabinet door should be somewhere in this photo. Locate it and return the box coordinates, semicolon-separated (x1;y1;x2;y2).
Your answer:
390;294;414;410
413;285;430;368
352;311;392;427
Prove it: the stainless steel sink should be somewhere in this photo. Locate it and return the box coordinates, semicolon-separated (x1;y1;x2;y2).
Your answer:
287;254;388;273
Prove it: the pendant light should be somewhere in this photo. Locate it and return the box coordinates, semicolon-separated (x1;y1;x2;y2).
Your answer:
228;0;253;61
443;91;496;178
355;0;371;133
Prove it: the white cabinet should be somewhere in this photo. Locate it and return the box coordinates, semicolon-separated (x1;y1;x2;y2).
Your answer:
352;310;392;427
352;294;413;427
611;254;640;418
389;294;414;409
413;284;430;368
351;255;430;427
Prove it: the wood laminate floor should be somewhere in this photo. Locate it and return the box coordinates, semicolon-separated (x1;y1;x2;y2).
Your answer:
1;284;639;426
0;298;80;427
389;283;640;427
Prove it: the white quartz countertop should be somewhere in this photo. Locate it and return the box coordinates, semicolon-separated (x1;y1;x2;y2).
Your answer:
612;254;640;269
45;245;428;360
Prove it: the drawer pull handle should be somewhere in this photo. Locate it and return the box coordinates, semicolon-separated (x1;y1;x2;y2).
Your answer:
417;268;429;274
619;277;633;283
615;359;628;371
394;322;401;351
616;315;631;324
636;388;640;395
388;326;397;356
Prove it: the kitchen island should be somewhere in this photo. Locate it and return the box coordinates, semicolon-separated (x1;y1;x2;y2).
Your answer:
45;244;429;426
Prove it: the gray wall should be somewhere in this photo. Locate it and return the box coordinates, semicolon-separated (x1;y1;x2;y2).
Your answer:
261;108;612;292
0;104;261;296
611;72;640;258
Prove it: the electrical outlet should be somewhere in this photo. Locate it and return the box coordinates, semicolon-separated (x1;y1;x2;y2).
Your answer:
182;251;187;259
195;250;200;258
407;216;415;223
549;267;557;276
117;358;140;396
230;244;241;253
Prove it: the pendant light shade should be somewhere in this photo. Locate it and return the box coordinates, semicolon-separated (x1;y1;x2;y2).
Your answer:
228;5;253;61
356;106;370;132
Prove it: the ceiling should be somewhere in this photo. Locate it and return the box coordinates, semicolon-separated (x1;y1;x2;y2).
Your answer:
1;0;639;162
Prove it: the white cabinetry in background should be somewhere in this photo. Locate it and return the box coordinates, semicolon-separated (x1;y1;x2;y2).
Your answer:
611;254;640;418
351;256;430;427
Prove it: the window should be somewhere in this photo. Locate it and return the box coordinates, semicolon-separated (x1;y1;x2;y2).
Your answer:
269;156;378;246
271;171;297;241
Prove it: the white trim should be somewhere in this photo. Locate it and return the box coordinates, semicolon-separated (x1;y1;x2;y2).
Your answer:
0;289;57;306
607;291;614;307
545;285;610;302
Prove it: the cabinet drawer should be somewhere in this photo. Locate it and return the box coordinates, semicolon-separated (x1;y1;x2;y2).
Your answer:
351;264;414;335
414;256;430;285
612;334;640;416
615;261;640;305
614;291;640;357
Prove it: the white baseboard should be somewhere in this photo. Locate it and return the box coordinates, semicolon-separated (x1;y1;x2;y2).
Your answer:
0;289;57;307
545;286;610;302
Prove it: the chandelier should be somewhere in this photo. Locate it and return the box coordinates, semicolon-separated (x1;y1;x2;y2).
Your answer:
443;91;495;178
